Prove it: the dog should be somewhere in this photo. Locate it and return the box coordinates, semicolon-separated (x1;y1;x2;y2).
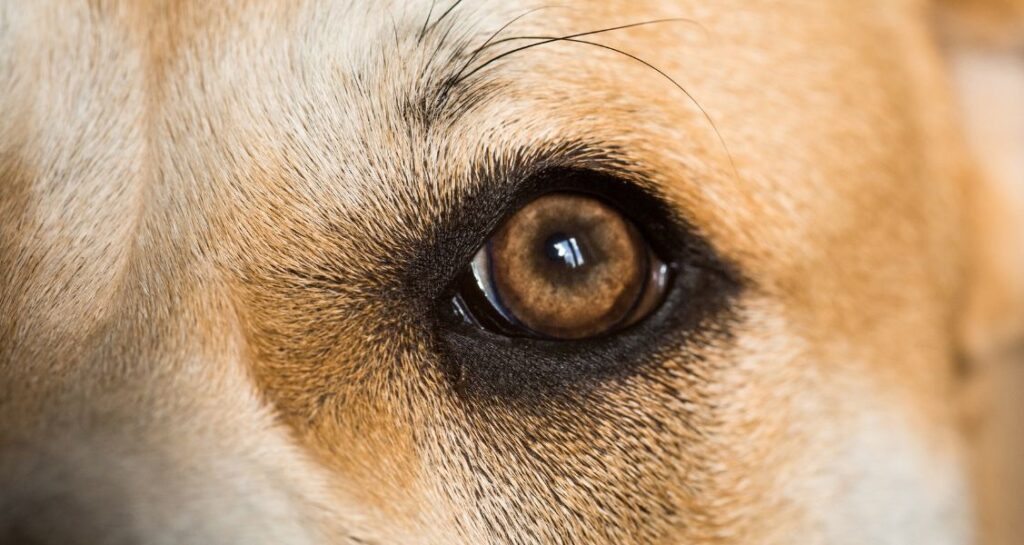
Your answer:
1;1;1022;543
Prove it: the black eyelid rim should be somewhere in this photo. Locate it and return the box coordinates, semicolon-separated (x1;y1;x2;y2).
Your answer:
409;142;744;400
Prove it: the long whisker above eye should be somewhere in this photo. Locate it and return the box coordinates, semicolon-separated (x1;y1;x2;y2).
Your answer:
485;17;708;56
425;0;467;38
456;34;739;185
418;0;438;43
447;6;570;84
420;16;463;83
452;17;704;86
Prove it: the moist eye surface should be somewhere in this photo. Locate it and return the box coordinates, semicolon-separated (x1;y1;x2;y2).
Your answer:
452;192;670;340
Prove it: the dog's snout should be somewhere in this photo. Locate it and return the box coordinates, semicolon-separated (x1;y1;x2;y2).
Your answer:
0;439;144;545
0;384;336;545
0;429;327;545
1;496;139;545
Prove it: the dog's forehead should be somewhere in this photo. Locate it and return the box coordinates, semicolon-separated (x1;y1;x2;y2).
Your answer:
1;1;951;299
147;0;954;274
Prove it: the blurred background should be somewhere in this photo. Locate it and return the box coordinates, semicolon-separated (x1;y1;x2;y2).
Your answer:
940;1;1024;544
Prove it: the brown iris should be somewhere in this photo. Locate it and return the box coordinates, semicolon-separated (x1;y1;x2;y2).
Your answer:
456;193;670;339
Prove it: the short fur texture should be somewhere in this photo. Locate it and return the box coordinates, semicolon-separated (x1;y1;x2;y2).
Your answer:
1;1;1021;544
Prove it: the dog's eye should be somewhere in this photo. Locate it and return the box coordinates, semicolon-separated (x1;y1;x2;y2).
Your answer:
452;193;670;339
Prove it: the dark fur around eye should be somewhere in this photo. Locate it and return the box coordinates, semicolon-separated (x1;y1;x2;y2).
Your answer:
402;144;742;402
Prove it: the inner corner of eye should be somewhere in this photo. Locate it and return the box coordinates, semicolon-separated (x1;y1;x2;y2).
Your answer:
448;192;671;340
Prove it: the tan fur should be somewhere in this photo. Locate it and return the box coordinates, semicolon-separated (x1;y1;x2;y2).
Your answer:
1;1;1021;543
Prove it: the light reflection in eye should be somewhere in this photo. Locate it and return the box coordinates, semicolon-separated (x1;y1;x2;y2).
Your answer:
545;233;585;269
465;244;518;325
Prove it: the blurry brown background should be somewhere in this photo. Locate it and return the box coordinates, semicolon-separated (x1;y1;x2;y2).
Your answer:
943;1;1024;542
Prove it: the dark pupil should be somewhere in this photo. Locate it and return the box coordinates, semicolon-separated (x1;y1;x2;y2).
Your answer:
543;232;586;270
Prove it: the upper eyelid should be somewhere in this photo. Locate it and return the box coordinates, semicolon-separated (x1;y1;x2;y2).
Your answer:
458;145;661;232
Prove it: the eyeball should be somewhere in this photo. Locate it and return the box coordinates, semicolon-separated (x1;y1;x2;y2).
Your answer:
453;193;670;340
